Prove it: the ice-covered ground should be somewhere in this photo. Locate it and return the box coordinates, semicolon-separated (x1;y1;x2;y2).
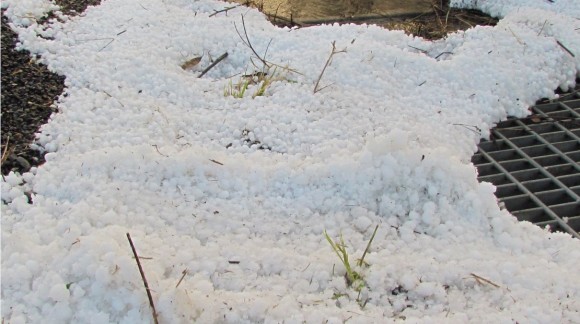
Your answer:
2;0;579;322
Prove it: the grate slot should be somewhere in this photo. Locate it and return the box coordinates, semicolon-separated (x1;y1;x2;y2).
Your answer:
535;101;580;116
512;208;552;223
550;202;580;218
495;183;524;198
533;154;568;167
552;141;580;153
471;153;487;165
554;216;580;232
479;173;512;185
542;131;575;144
522;178;559;192
510;168;547;181
509;135;542;147
521;144;554;157
527;123;561;133
478;140;510;152
557;174;580;187
533;102;559;113
488;149;521;162
476;163;502;176
566;151;580;161
545;164;578;177
499;159;535;172
534;219;580;233
536;189;576;205
497;127;532;138
500;195;539;210
562;99;580;109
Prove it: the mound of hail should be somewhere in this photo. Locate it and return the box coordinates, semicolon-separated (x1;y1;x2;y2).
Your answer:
2;0;579;323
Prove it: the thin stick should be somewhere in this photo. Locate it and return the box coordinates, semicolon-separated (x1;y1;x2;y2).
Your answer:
470;273;500;288
198;52;229;78
175;269;188;288
127;233;159;324
408;45;428;54
1;136;10;165
453;123;481;134
556;40;575;57
314;41;346;93
98;38;115;52
537;19;548;36
209;5;240;17
508;27;524;45
234;15;269;68
434;51;453;59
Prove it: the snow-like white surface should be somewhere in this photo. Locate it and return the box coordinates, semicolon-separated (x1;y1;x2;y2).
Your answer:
2;0;580;323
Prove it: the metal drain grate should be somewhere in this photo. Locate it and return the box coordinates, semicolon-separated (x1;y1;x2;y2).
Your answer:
473;93;580;238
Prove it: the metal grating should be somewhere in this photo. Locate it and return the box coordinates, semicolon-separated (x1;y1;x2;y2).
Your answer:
473;92;580;239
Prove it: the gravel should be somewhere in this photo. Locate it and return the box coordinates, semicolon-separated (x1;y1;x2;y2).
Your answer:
1;1;101;176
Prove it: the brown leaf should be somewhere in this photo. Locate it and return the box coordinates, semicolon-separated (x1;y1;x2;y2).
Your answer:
180;56;202;70
530;116;542;123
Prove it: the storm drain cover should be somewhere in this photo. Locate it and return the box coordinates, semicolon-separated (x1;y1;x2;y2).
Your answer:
473;92;580;239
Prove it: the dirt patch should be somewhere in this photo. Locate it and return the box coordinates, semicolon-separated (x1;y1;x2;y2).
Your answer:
1;0;102;175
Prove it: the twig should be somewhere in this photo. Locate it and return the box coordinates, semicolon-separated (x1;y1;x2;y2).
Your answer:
209;159;223;165
508;27;524;46
127;233;159;324
1;136;11;166
234;15;269;67
434;51;453;59
151;144;168;157
453;123;481;134
456;16;474;28
176;269;188;288
444;6;451;28
233;15;302;75
198;52;229;78
98;38;115;52
209;5;240;17
408;45;428;54
314;41;347;93
470;273;500;288
556;40;575;57
537;19;548;36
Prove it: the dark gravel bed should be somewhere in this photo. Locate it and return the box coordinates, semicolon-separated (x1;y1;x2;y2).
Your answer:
1;1;101;176
1;12;64;175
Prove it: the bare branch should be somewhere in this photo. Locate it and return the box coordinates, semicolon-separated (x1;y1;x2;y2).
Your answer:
127;233;159;324
314;41;347;93
234;15;269;67
209;5;240;18
198;52;229;78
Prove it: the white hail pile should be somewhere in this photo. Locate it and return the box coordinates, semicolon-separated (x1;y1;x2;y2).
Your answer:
2;0;579;323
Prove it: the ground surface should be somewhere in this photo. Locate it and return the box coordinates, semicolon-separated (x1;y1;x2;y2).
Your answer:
0;0;495;175
2;0;579;323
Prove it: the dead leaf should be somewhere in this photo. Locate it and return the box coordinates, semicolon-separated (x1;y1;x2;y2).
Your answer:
181;56;202;70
